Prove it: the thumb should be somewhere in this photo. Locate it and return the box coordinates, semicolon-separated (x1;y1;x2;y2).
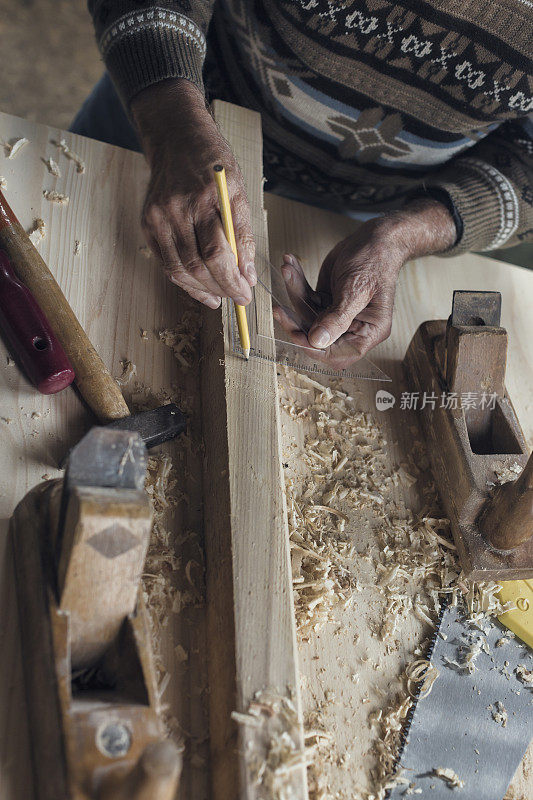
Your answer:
307;278;373;349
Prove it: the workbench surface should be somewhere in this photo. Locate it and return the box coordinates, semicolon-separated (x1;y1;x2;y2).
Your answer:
0;106;531;799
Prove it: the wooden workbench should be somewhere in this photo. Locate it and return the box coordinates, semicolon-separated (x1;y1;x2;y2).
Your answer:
0;104;531;800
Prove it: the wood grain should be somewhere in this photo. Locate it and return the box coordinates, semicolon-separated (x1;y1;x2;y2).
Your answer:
265;192;533;800
200;101;307;800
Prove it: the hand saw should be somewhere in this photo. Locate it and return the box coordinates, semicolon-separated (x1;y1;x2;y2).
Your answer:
387;291;533;799
387;586;533;800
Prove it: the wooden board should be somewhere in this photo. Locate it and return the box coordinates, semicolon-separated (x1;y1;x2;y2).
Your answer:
265;192;533;799
0;111;209;800
201;101;306;800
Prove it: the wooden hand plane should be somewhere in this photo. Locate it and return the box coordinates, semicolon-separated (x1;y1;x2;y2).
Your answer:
10;427;182;800
403;290;533;580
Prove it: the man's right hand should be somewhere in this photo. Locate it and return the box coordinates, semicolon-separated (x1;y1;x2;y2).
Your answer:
131;78;256;309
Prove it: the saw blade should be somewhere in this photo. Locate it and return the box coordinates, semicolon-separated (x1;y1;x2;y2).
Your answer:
387;602;533;800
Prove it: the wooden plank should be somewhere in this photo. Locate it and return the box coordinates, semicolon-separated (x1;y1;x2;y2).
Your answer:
200;101;307;800
265;192;533;800
0;111;209;800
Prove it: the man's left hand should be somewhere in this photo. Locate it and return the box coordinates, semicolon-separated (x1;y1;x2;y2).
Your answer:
273;198;457;367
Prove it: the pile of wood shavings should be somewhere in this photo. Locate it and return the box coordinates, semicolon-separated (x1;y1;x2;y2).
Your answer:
130;314;206;751
142;452;201;725
158;310;202;369
232;688;312;800
282;371;378;638
278;368;522;800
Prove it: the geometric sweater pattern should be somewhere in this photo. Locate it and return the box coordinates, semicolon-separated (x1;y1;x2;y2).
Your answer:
89;0;533;255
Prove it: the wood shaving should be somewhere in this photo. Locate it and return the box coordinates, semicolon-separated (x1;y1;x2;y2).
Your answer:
27;217;46;245
43;189;69;205
116;359;136;386
139;244;153;258
74;240;81;256
433;767;464;789
159;311;202;370
234;688;312;799
516;665;533;687
3;137;28;159
491;460;523;486
443;631;489;675
492;700;508;727
54;138;85;173
42;157;60;177
140;329;149;341
0;177;6;189
405;658;439;699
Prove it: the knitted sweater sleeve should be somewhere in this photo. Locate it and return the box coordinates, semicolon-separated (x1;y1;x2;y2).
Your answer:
424;117;533;256
88;1;215;107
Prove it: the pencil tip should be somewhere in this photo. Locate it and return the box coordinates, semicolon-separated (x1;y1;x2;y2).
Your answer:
243;349;250;360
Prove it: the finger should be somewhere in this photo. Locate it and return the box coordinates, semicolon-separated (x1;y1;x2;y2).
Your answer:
231;192;256;286
272;304;316;350
196;214;252;304
169;271;222;309
168;204;228;297
307;276;374;349
145;214;181;279
347;295;394;356
281;254;323;327
151;217;221;308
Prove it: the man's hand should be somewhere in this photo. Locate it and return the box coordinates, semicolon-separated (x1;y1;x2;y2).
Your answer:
273;198;457;366
131;79;256;309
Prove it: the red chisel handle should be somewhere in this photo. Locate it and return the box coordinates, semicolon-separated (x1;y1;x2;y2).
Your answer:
0;249;75;394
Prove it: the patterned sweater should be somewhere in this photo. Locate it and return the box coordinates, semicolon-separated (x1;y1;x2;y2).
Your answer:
89;1;533;255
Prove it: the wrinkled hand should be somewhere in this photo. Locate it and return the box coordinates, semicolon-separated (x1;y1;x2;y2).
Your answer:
273;198;456;367
132;79;256;309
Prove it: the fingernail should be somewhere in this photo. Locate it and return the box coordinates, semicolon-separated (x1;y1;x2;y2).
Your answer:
206;296;221;309
309;326;330;348
246;263;257;283
235;295;250;306
281;266;292;284
283;254;296;267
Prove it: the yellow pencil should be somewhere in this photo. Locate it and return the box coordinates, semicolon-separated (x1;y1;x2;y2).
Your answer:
213;164;251;360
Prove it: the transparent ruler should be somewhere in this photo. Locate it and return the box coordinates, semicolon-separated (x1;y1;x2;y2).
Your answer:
227;257;391;382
